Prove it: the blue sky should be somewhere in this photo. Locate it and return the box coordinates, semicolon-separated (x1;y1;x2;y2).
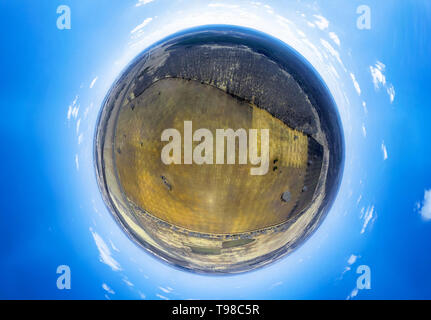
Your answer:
0;0;430;299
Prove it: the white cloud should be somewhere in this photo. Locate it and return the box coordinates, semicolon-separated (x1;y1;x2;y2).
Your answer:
339;255;359;280
361;205;375;234
156;293;169;300
320;39;346;71
348;254;358;265
419;189;431;220
135;0;154;7
89;76;98;89
313;15;329;30
122;278;134;287
67;96;79;120
102;283;115;294
159;286;172;293
78;133;83;145
263;4;274;14
250;1;263;7
350;73;361;95
269;281;283;289
346;287;359;300
342;266;351;274
329;32;340;46
328;63;339;79
90;228;122;271
361;124;366;137
138;291;146;299
381;142;388;160
75;154;79;171
387;84;395;103
370;61;395;103
208;3;240;9
362;101;368;114
83;106;89;119
110;239;120;252
131;18;153;34
370;61;386;89
296;29;306;38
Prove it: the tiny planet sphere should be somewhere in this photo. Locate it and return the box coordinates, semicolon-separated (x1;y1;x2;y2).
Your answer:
94;25;344;274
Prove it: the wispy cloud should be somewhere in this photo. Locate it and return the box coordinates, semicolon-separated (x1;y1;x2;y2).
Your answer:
348;254;358;265
361;123;367;137
320;39;346;71
350;73;361;95
208;3;240;9
418;189;431;220
370;61;386;88
138;291;146;299
346;287;359;300
158;286;172;294
269;281;283;289
131;18;153;34
102;283;115;294
78;133;83;145
381;141;388;160
369;61;396;103
362;101;368;114
89;76;98;89
387;84;395;103
360;205;376;234
90;228;122;271
135;0;154;7
313;15;329;30
328;32;340;46
67;96;79;120
263;4;274;14
122;277;134;287
110;239;120;252
75;154;79;171
339;254;359;280
76;118;81;134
